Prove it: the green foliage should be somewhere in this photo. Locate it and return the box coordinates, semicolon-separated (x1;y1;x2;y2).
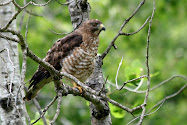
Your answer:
30;120;43;125
30;112;50;125
17;0;187;124
109;103;126;118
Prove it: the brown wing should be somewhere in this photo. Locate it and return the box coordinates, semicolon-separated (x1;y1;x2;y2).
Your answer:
28;33;83;89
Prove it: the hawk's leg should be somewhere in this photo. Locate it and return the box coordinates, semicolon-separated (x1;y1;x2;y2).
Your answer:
73;82;84;94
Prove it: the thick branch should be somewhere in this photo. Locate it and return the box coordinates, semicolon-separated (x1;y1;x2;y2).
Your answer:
67;0;91;29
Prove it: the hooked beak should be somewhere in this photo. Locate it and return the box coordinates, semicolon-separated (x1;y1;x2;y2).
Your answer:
99;24;106;31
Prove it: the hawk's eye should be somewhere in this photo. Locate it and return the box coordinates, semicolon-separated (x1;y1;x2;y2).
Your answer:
91;23;97;27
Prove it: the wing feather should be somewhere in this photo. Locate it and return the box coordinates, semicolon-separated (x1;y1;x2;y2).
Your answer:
30;33;83;87
25;32;83;100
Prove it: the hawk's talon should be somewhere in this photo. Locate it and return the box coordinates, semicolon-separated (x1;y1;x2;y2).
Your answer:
81;89;85;96
73;82;84;94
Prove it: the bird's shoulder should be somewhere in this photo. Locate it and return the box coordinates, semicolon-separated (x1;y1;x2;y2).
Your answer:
40;32;83;69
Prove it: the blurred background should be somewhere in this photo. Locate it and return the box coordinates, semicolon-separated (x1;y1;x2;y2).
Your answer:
17;0;187;124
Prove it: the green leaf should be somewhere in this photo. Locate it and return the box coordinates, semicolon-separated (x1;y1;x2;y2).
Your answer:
150;72;160;78
128;74;141;86
31;120;44;125
133;108;143;115
132;102;143;115
109;103;126;118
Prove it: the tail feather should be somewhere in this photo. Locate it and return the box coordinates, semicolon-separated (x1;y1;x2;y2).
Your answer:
29;70;50;89
24;70;51;101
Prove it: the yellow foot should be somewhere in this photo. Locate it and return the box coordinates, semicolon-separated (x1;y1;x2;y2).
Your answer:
73;82;84;93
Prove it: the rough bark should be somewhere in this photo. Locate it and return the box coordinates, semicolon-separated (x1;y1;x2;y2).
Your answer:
67;0;111;124
0;1;26;125
67;0;91;30
87;57;112;125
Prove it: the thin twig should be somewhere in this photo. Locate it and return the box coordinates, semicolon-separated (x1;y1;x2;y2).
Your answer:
33;99;48;125
129;85;186;125
50;90;63;125
31;96;58;125
18;0;26;31
101;0;146;59
30;0;52;6
0;33;19;43
115;57;123;89
119;16;150;36
0;0;51;31
0;1;30;31
55;0;73;5
25;10;31;43
133;78;144;91
137;0;155;124
119;75;147;90
22;102;31;125
127;98;165;125
108;75;187;94
0;49;6;53
0;0;12;6
5;48;15;95
150;75;187;91
147;84;187;114
98;75;109;95
17;10;31;99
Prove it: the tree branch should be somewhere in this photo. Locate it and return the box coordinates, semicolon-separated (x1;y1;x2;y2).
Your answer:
0;0;12;6
0;33;19;43
147;84;187;114
29;0;52;7
101;0;146;59
119;75;148;90
49;91;62;125
119;16;150;36
31;96;58;125
137;0;155;124
32;99;48;125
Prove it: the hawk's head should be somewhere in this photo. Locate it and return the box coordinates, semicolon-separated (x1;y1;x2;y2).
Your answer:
78;19;105;36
